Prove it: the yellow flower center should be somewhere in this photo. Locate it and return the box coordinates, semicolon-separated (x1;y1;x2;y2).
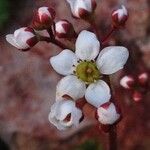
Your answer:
75;60;100;84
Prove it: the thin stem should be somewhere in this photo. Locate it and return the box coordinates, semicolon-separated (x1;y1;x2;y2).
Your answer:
109;126;117;150
39;36;70;49
102;27;116;44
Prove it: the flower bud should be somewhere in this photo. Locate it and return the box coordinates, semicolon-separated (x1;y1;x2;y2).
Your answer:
138;72;149;85
32;6;55;30
49;100;83;130
132;91;143;102
55;20;76;38
120;75;135;89
67;0;97;20
112;5;128;28
6;27;38;51
96;102;120;125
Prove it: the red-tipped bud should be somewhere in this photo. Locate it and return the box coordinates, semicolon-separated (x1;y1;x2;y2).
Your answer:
32;7;55;30
6;27;38;51
138;72;149;85
96;102;121;125
112;5;128;28
132;91;143;102
55;20;76;38
120;75;135;89
67;0;97;20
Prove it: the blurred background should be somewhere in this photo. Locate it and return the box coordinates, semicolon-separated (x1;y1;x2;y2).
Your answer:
0;0;150;150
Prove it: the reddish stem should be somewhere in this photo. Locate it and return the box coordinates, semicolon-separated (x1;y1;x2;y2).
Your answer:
109;126;117;150
39;36;69;49
102;27;116;44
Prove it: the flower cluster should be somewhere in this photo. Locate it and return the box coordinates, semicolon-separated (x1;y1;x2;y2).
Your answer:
5;0;129;131
120;72;149;102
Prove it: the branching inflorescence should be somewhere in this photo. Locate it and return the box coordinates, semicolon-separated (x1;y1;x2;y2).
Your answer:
5;1;138;150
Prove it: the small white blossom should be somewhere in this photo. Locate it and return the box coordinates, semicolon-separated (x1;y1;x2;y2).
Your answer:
6;27;37;50
49;100;83;130
50;30;129;108
97;102;120;125
66;0;97;19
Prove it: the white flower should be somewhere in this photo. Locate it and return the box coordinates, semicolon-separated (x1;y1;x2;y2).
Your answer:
49;100;83;130
32;6;55;30
96;102;120;125
50;30;129;108
112;5;128;27
120;75;134;89
6;27;37;50
66;0;97;19
55;20;76;38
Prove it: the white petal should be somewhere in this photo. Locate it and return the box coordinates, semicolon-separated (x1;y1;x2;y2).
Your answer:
75;30;100;60
6;34;23;49
55;21;67;34
14;28;34;49
97;103;120;125
48;100;82;130
38;7;51;20
96;46;129;74
85;80;111;108
50;50;77;75
56;75;86;100
67;0;92;17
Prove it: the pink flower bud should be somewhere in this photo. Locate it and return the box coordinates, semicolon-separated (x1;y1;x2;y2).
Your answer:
96;102;120;125
138;72;149;85
132;91;143;102
6;27;38;51
55;20;76;38
120;75;134;89
67;0;97;19
32;7;56;30
112;5;128;28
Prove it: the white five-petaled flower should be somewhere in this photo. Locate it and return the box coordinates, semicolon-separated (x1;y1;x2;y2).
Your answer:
96;102;120;125
6;27;38;51
50;30;129;108
32;6;56;30
66;0;97;19
112;5;128;27
49;100;83;130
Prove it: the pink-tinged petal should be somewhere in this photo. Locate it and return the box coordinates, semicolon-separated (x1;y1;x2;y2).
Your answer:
97;102;120;125
67;0;94;18
120;75;134;89
56;75;86;100
6;34;23;49
75;30;100;60
85;80;111;108
50;50;77;75
96;46;129;75
48;100;83;130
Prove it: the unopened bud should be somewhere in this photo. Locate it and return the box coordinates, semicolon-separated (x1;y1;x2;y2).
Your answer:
138;72;149;85
6;27;38;51
96;102;120;125
120;75;134;89
67;0;97;20
112;5;128;28
32;6;56;30
55;20;76;38
132;91;143;102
